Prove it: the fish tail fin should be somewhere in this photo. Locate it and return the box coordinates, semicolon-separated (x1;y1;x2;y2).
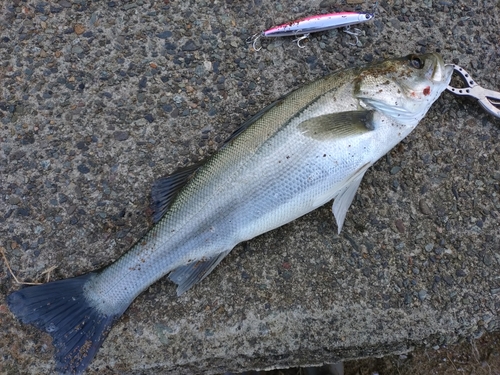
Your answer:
7;272;121;375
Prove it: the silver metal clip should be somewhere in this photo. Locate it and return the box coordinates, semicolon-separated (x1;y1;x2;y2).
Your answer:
446;64;500;118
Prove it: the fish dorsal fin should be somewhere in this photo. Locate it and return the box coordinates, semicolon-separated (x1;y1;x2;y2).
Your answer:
223;96;286;145
151;95;290;223
150;163;201;223
169;250;232;295
300;110;375;140
332;163;371;233
150;96;288;223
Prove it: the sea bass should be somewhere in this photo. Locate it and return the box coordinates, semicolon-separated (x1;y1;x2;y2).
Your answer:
7;53;453;374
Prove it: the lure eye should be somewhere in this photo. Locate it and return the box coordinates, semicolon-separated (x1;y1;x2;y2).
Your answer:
409;56;424;69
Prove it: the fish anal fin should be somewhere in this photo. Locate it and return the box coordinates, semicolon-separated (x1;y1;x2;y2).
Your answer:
169;250;231;296
332;163;371;234
150;163;201;223
300;110;375;140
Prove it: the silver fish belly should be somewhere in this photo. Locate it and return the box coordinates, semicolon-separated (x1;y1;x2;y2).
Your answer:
7;53;453;374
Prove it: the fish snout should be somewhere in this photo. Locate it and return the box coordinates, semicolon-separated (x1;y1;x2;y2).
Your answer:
428;53;453;84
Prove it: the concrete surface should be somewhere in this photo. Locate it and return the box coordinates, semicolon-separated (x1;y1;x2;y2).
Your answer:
1;0;499;374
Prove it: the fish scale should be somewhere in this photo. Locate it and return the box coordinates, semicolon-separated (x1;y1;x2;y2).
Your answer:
7;53;453;374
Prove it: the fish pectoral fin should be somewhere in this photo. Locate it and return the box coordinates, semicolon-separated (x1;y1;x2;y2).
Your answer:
150;162;202;223
169;250;232;296
332;163;371;234
300;110;375;140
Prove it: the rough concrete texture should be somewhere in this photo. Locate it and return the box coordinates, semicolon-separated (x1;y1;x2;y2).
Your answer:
0;0;499;374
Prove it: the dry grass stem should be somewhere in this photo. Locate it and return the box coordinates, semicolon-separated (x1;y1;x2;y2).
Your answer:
0;246;55;285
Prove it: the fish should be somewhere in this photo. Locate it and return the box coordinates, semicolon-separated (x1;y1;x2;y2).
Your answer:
6;53;453;374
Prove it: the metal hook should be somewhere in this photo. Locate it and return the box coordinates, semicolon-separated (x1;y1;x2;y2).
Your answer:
247;32;262;51
343;26;361;46
292;33;310;48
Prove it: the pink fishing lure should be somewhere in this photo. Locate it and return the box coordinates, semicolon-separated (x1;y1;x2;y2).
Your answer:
249;10;376;50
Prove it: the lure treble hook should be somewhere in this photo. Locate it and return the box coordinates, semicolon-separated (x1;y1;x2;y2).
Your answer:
246;32;263;51
293;33;310;48
343;26;361;46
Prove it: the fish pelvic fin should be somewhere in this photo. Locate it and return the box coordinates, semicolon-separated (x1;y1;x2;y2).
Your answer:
7;273;121;375
332;163;371;234
169;250;231;296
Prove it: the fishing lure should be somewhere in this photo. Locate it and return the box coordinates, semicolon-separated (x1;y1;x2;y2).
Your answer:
248;7;376;50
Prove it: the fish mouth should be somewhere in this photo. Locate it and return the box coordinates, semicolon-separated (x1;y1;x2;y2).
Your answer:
427;53;453;84
442;63;456;84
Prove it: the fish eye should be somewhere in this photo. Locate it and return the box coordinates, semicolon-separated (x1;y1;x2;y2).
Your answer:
409;56;424;69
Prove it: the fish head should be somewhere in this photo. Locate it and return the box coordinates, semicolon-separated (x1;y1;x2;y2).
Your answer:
354;53;453;126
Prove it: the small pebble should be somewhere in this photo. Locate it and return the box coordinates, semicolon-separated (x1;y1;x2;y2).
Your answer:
74;24;85;35
456;269;466;277
182;40;199;51
156;31;172;39
16;208;30;217
9;196;21;205
419;199;432;215
114;131;129;141
418;290;427;301
77;164;90;174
